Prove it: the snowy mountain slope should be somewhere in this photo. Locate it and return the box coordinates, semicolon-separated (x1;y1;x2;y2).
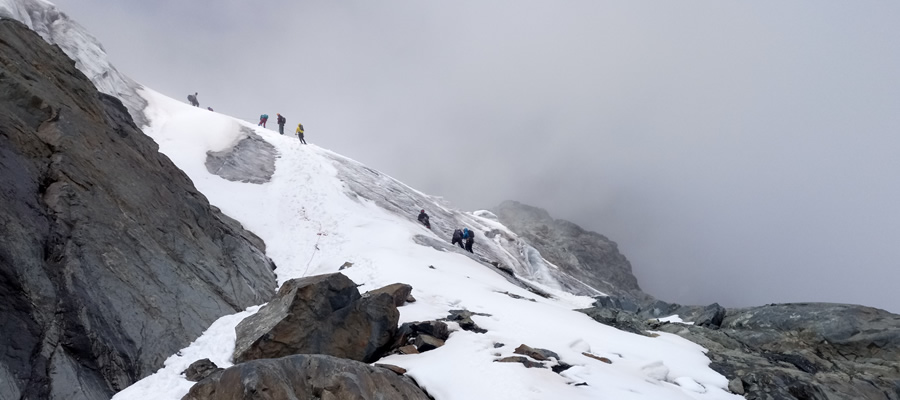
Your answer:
101;89;742;400
0;0;148;126
2;1;743;398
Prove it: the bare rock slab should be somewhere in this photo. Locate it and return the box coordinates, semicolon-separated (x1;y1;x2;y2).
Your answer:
183;355;429;400
365;283;413;307
233;273;399;363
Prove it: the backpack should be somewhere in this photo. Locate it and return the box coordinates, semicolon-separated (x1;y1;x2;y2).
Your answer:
278;115;286;124
262;114;268;119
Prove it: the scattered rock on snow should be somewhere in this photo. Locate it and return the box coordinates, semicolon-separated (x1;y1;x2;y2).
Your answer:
497;291;537;302
582;353;612;364
446;310;490;333
232;273;398;364
514;344;559;361
494;356;546;369
365;283;413;307
399;345;419;355
182;359;223;382
339;261;354;270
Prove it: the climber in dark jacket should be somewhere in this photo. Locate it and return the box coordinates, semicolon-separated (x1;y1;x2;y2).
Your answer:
417;210;431;229
451;229;464;249
276;113;286;135
187;92;199;107
463;228;475;253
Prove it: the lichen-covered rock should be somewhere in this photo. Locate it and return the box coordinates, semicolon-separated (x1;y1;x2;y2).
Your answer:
0;19;275;400
182;355;430;400
233;273;399;364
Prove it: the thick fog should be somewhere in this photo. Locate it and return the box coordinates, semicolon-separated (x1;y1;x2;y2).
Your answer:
53;0;900;313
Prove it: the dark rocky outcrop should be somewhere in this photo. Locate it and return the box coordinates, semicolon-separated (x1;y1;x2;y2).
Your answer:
205;126;277;184
391;321;450;354
233;273;399;364
446;310;490;333
182;355;431;400
492;200;649;301
581;299;900;400
0;20;276;400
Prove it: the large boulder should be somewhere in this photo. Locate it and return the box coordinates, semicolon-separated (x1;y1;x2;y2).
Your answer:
182;355;431;400
233;273;399;363
0;19;276;400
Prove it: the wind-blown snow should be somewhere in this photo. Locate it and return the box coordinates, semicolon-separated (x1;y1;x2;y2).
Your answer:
110;89;741;400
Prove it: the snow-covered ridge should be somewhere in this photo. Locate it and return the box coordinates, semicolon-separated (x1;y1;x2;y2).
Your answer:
0;0;148;125
4;0;743;398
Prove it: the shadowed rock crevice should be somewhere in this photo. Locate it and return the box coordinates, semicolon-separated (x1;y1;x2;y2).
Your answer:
205;126;278;184
0;19;276;400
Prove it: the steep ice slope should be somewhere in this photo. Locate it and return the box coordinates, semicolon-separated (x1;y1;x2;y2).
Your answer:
0;0;148;126
109;89;742;400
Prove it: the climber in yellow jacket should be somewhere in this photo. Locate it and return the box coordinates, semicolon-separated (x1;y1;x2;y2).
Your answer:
296;123;306;144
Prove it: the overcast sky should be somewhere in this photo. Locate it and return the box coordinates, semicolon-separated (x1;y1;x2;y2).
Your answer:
53;0;900;313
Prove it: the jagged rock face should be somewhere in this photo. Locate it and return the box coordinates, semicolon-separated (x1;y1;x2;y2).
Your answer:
582;299;900;400
182;355;431;400
0;20;276;400
0;0;150;126
492;200;644;298
233;273;399;364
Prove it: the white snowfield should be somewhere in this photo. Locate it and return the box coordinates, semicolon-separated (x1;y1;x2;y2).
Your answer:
1;0;742;398
109;90;742;400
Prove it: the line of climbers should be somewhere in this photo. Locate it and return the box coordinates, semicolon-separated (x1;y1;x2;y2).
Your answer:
259;113;306;144
185;92;307;144
417;210;475;253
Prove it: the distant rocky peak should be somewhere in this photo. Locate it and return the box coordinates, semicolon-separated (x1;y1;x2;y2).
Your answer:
492;200;646;300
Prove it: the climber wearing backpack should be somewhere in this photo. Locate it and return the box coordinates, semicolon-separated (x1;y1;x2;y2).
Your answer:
258;114;268;127
417;210;431;229
451;229;465;249
187;92;199;107
463;228;475;253
277;113;286;135
296;123;306;144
